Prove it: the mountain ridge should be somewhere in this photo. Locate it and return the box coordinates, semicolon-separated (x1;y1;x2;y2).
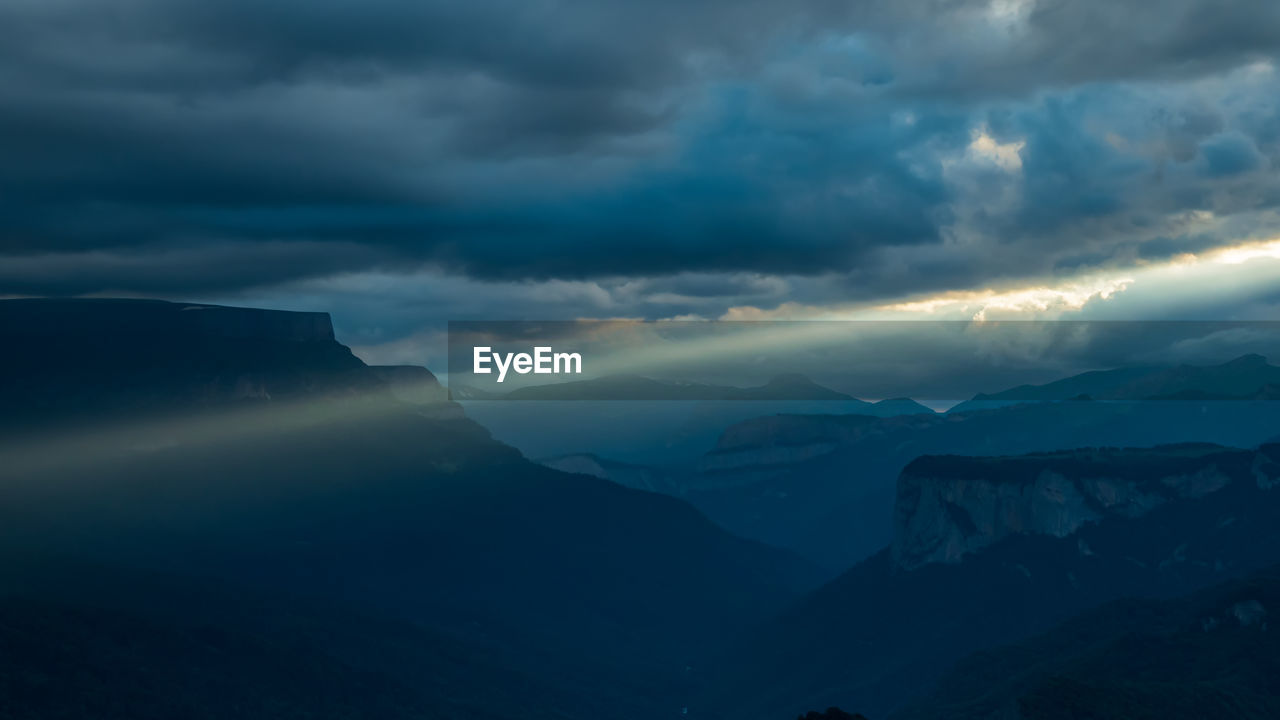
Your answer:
951;354;1280;413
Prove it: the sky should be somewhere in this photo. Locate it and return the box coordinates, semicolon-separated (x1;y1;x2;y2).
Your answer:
2;0;1279;368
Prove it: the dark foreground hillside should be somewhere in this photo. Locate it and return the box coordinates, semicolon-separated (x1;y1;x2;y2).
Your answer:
0;557;577;720
0;299;819;719
898;564;1280;720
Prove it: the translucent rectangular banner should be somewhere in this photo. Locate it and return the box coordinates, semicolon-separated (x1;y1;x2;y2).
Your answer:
447;320;1280;404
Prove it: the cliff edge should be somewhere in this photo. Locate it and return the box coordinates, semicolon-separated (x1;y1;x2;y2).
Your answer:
892;443;1276;570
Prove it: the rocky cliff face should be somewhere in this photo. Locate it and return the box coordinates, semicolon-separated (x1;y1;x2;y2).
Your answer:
659;391;1280;571
892;444;1273;570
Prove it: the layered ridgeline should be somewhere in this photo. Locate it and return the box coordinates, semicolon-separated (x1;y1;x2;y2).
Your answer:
0;299;819;720
950;353;1280;413
702;442;1280;719
564;369;1280;570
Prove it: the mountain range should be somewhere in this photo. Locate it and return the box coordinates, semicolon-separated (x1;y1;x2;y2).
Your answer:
7;298;1280;720
547;362;1280;569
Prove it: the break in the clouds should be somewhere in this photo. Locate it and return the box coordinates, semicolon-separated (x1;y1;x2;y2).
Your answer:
1;0;1279;336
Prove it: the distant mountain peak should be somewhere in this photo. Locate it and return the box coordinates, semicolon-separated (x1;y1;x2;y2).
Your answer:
1224;352;1269;367
873;397;936;414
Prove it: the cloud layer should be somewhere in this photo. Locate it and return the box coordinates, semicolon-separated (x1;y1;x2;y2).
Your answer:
1;0;1278;343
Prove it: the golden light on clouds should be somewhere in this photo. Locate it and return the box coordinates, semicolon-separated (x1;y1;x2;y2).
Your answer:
1208;238;1280;265
876;274;1134;319
873;235;1280;320
718;235;1280;322
966;130;1025;172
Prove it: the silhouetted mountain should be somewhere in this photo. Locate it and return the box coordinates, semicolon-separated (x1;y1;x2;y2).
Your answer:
0;298;385;431
897;564;1280;720
701;442;1280;719
12;299;1280;719
870;397;935;416
0;298;821;720
950;354;1280;412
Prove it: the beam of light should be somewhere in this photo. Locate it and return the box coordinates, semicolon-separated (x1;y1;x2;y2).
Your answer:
1209;238;1280;265
0;382;455;480
713;235;1280;323
459;234;1280;391
874;274;1133;319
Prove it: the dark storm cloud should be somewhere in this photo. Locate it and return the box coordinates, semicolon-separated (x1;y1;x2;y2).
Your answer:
0;242;394;296
858;0;1280;96
0;0;1277;300
1200;132;1265;177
